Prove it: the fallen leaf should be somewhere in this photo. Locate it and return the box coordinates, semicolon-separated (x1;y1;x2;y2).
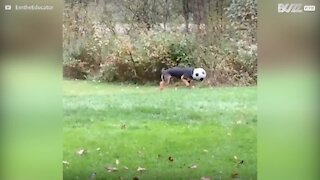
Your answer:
76;149;85;156
168;156;174;162
189;164;197;169
105;166;118;172
124;166;129;170
62;160;70;165
137;166;146;172
120;124;126;129
234;156;238;160
116;159;120;165
200;177;211;180
231;172;239;179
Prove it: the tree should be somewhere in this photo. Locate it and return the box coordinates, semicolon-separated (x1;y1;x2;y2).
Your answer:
182;0;190;32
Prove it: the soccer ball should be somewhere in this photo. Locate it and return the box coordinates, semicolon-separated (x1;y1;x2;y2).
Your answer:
192;68;206;81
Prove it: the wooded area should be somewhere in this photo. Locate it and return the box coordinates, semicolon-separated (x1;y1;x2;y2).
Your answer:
63;0;257;86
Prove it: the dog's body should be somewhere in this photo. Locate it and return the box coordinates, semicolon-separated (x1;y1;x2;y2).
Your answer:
160;67;196;90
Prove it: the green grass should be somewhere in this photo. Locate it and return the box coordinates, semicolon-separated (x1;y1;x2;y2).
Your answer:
63;80;257;180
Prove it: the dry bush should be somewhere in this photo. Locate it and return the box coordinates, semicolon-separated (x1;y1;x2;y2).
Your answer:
63;1;257;86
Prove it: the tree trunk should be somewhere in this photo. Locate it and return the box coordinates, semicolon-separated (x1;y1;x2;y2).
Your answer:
164;0;169;31
220;0;223;29
182;0;190;33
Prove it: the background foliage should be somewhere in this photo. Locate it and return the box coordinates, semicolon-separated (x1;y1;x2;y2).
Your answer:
63;0;257;86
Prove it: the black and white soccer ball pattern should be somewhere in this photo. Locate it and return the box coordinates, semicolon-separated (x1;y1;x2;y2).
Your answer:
192;68;206;81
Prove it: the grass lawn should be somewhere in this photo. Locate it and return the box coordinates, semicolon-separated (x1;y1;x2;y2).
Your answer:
63;80;257;180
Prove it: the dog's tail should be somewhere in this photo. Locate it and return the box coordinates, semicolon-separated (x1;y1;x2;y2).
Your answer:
160;68;166;81
161;68;165;74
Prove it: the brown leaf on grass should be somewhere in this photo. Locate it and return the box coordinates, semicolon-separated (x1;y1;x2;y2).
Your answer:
200;177;211;180
120;124;126;129
105;166;118;173
168;156;174;162
76;149;86;156
189;164;197;169
137;166;146;172
231;172;239;179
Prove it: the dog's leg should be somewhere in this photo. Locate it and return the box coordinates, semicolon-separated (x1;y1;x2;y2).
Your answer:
160;81;165;90
180;75;190;87
160;74;171;90
160;74;165;90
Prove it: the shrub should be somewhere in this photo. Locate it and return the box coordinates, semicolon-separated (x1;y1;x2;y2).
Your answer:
97;33;198;83
63;2;257;86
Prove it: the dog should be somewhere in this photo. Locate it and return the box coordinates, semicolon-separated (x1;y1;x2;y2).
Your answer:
160;67;206;90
